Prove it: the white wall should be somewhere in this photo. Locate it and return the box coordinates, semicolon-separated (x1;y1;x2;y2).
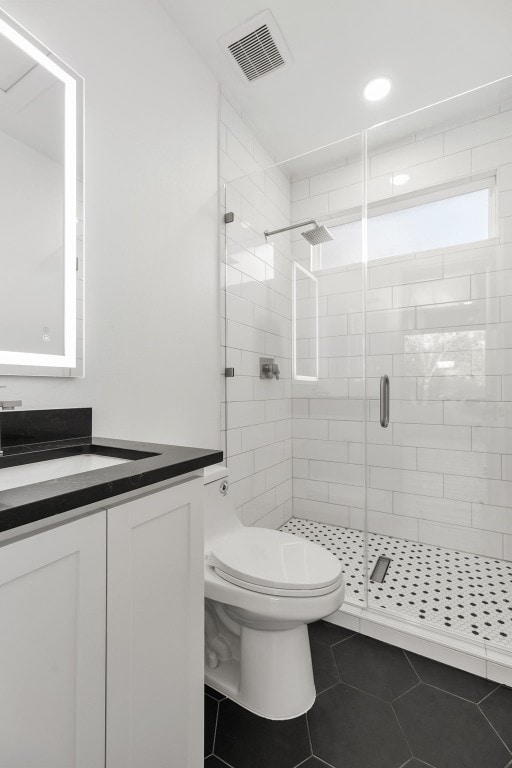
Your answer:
220;89;293;528
0;0;220;449
290;104;512;560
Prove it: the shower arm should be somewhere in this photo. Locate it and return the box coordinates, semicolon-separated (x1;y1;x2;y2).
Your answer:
264;219;319;238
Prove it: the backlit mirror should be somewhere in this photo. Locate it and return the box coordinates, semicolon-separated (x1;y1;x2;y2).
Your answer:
0;10;83;376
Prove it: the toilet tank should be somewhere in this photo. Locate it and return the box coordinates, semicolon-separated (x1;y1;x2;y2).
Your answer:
203;465;242;549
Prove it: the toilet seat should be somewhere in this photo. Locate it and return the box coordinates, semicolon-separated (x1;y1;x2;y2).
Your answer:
207;527;343;597
212;567;344;597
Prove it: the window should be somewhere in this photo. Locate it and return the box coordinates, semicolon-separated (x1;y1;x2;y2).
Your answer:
318;179;495;271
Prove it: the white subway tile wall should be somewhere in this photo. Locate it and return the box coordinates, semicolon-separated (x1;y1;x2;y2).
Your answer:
220;89;293;528
289;102;512;559
221;93;512;560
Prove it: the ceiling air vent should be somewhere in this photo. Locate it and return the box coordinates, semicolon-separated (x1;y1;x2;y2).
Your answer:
229;24;283;82
220;10;292;83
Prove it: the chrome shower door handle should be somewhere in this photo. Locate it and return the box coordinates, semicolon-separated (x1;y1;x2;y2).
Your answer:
380;375;390;428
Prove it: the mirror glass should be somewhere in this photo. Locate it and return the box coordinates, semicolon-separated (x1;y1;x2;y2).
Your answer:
0;11;83;376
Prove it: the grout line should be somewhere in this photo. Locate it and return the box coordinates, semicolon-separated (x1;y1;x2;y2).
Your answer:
393;682;423;705
315;679;342;697
304;709;314;758
328;631;357;648
402;649;422;683
328;644;338;674
211;698;221;758
401;758;437;768
477;683;501;705
305;756;338;768
477;704;512;756
418;680;502;708
209;756;236;767
329;676;407;705
390;702;414;764
205;690;224;702
391;681;421;703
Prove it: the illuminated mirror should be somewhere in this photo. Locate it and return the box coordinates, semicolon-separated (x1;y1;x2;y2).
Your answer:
0;10;83;376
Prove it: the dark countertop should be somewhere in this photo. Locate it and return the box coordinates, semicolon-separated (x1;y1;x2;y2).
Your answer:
0;436;223;536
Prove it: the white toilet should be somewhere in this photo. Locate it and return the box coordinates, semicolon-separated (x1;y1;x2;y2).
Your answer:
203;466;345;720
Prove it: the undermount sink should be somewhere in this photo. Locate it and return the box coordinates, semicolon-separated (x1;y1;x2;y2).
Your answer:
0;454;130;492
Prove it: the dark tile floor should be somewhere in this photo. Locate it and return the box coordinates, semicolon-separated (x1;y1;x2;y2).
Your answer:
204;621;512;768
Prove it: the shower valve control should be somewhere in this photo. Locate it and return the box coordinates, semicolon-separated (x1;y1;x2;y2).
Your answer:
260;357;280;380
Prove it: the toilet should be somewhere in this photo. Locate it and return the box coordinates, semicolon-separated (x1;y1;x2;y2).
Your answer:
203;465;345;720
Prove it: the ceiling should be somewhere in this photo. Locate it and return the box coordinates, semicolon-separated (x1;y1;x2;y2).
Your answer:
161;0;512;163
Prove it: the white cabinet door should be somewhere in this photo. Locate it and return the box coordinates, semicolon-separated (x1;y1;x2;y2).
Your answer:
106;478;204;768
0;512;106;768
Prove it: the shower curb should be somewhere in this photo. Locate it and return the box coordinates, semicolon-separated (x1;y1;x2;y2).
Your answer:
326;603;512;687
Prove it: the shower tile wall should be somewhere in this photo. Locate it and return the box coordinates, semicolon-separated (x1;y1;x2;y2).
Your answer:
220;89;293;528
291;106;512;560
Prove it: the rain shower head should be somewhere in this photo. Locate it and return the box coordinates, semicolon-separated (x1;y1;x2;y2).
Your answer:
264;219;333;245
301;224;333;245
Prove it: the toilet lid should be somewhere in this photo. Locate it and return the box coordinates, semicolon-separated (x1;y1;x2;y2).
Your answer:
207;527;342;592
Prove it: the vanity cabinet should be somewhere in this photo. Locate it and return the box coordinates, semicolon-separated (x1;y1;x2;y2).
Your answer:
0;475;204;768
0;512;107;768
106;476;204;768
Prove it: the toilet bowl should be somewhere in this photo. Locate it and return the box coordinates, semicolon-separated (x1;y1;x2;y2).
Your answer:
203;466;345;720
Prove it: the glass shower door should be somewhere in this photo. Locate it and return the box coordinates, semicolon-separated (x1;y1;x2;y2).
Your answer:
282;134;369;609
221;126;370;612
364;79;512;653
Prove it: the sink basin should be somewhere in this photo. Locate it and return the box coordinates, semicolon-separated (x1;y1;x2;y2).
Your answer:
0;454;129;492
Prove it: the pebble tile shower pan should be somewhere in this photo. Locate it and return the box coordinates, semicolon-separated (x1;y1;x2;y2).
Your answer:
280;517;512;651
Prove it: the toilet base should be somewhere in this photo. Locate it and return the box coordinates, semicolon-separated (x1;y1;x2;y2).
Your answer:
205;601;316;720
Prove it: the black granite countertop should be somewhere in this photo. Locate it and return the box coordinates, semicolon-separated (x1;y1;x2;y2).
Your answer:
0;432;223;536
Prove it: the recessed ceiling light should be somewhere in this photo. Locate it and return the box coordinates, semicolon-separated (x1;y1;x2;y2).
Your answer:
393;173;410;186
364;77;391;102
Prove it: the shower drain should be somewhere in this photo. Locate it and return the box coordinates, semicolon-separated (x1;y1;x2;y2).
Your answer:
370;555;392;583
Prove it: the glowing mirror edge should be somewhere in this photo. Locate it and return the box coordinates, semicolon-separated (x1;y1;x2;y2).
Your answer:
0;14;77;368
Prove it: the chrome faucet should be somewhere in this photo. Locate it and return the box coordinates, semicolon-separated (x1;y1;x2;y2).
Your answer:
0;401;22;410
0;389;22;457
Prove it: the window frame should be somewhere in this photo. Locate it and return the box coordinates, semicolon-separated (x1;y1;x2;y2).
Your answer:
311;174;497;273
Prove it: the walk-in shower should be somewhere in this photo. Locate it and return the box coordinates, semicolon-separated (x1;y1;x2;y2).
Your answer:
221;75;512;678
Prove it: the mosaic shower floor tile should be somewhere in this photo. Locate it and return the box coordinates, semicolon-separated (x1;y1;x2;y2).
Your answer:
281;517;512;651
